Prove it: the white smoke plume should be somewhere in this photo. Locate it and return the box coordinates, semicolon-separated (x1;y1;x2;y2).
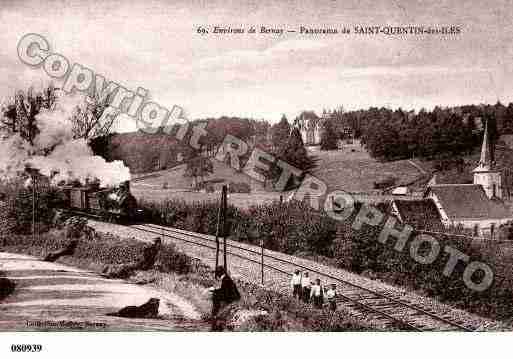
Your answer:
0;134;31;180
32;92;79;150
0;91;131;187
29;139;131;187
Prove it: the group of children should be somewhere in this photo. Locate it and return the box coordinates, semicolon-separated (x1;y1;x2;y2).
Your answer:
290;270;337;311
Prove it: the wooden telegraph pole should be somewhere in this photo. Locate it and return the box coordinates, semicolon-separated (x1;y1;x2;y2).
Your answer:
260;239;264;285
221;185;228;270
32;174;36;243
214;197;221;270
214;185;229;272
26;167;38;243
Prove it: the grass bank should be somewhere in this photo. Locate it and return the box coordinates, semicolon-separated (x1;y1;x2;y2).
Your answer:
0;225;375;331
139;197;513;323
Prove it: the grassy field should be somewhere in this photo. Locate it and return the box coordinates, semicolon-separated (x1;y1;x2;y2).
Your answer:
131;143;424;207
131;158;277;208
308;144;422;193
133;160;264;191
131;187;283;209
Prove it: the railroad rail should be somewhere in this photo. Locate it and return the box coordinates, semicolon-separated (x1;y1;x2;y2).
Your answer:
130;222;475;332
63;209;476;331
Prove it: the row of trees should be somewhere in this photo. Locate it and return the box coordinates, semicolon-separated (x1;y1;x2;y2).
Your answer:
6;84;513;168
360;107;484;160
320;102;513;161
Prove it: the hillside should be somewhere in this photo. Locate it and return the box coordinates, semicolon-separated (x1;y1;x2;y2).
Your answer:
308;144;423;193
133;160;264;191
130;159;281;209
93;131;186;174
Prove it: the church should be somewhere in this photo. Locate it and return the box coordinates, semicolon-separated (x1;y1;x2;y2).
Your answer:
423;121;512;237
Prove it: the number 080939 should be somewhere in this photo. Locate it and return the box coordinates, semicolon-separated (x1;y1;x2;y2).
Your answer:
10;344;42;352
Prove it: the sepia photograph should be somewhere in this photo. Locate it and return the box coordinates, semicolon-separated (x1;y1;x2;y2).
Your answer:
0;0;512;356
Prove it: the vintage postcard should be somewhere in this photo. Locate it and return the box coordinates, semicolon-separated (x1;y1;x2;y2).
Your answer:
0;0;512;356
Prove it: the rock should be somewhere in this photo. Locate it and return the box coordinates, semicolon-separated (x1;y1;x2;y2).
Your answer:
43;239;78;262
64;217;90;239
0;277;15;300
102;262;139;279
106;298;160;319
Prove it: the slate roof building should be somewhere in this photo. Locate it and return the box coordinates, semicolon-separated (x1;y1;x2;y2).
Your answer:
391;198;444;231
423;121;512;237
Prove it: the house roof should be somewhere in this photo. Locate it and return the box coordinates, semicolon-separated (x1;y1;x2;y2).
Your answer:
393;198;443;231
425;184;511;220
297;111;319;121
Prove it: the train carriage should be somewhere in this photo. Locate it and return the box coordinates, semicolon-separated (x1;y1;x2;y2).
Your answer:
59;180;140;222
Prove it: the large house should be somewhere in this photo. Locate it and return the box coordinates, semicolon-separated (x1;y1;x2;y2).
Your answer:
295;111;326;145
423;121;512;237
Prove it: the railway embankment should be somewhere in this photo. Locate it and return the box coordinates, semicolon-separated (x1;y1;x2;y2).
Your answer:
86;220;509;331
0;223;372;331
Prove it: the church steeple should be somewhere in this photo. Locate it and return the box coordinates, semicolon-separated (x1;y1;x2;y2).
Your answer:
476;119;494;170
473;119;501;199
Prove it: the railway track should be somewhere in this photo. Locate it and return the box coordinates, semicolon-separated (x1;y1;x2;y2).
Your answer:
63;209;476;331
128;222;475;332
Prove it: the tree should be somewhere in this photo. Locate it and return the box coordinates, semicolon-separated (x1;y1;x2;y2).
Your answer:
320;120;339;150
70;92;116;140
1;85;57;144
275;127;317;190
183;156;214;189
271;115;291;153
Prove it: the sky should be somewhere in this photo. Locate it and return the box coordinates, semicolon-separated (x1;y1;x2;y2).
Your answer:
1;0;513;132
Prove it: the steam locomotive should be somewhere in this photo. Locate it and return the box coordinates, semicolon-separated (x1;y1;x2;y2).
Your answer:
58;180;142;222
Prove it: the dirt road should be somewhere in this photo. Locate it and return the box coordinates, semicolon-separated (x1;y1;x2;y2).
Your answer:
0;252;206;331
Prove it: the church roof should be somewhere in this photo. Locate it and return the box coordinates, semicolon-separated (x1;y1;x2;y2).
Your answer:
393;198;444;231
425;184;511;220
297;111;319;121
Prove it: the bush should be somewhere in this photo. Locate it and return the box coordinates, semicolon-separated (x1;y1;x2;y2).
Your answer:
228;181;251;193
2;228;193;275
139;199;241;237
234;281;374;331
0;180;59;235
156;243;192;274
334;205;513;319
140;198;337;256
234;200;337;254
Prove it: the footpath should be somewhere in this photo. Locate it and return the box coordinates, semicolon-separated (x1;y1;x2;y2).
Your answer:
0;252;205;331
